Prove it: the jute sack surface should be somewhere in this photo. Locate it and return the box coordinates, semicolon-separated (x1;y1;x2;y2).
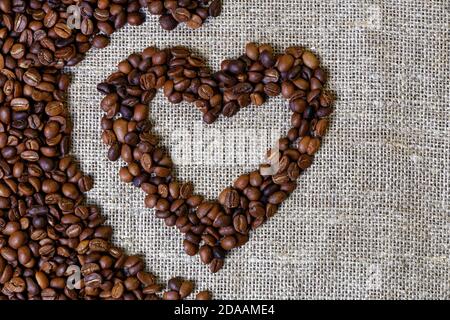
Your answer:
67;0;449;299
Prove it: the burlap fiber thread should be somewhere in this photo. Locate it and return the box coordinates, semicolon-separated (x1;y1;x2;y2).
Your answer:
67;1;449;299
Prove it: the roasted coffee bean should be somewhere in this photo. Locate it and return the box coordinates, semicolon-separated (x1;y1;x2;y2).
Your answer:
199;245;213;264
209;258;224;273
218;187;240;208
160;15;179;31
163;290;180;300
179;281;194;299
183;240;199;256
209;0;223;17
302;51;320;70
168;277;183;292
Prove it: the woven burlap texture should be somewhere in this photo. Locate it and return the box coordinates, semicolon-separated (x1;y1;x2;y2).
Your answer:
67;0;449;299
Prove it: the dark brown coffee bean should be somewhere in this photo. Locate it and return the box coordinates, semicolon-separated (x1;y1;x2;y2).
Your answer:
198;84;215;100
183;240;198;256
218;187;240;208
8;231;27;249
260;50;275;68
173;8;191;23
314;119;329;137
268;191;287;205
168;277;183;292
209;0;223;17
220;236;237;251
160;15;179;31
179;281;193;299
233;214;248;234
209;258;224;273
199;245;213;264
92;35;110;49
5;277;26;293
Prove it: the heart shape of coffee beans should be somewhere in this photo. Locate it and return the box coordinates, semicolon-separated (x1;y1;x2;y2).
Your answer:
98;43;334;273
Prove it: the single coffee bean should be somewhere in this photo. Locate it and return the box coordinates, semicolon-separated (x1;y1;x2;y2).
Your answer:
277;54;295;73
160;15;179;31
233;215;248;234
8;231;27;249
209;0;223;17
183;240;199;256
54;23;72;39
92;35;110;49
218;187;240;208
302;51;320;70
196;291;212;300
179;281;194;299
220;235;237;251
209;258;224;273
199;245;213;264
163;291;180;300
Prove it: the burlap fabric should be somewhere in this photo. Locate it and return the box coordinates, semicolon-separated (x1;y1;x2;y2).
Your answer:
67;1;449;299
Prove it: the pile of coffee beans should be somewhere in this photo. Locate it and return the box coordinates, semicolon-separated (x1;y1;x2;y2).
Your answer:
0;0;218;300
148;0;223;30
163;277;210;300
97;44;334;273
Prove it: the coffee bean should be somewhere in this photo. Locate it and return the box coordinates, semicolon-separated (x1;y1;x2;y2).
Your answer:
245;43;260;61
233;215;248;234
268;191;287;205
173;8;191;23
179;281;194;299
277;54;295;73
8;231;27;250
220;236;237;251
160;15;179;31
198;84;215;99
196;291;212;300
199;245;213;264
260;50;275;68
111;282;124;299
183;240;199;256
186;14;203;29
218;187;240;208
92;35;110;49
168;277;183;292
163;291;180;300
209;258;224;273
302;51;320;70
314;119;329;137
54;23;72;39
209;0;223;17
5;277;26;293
